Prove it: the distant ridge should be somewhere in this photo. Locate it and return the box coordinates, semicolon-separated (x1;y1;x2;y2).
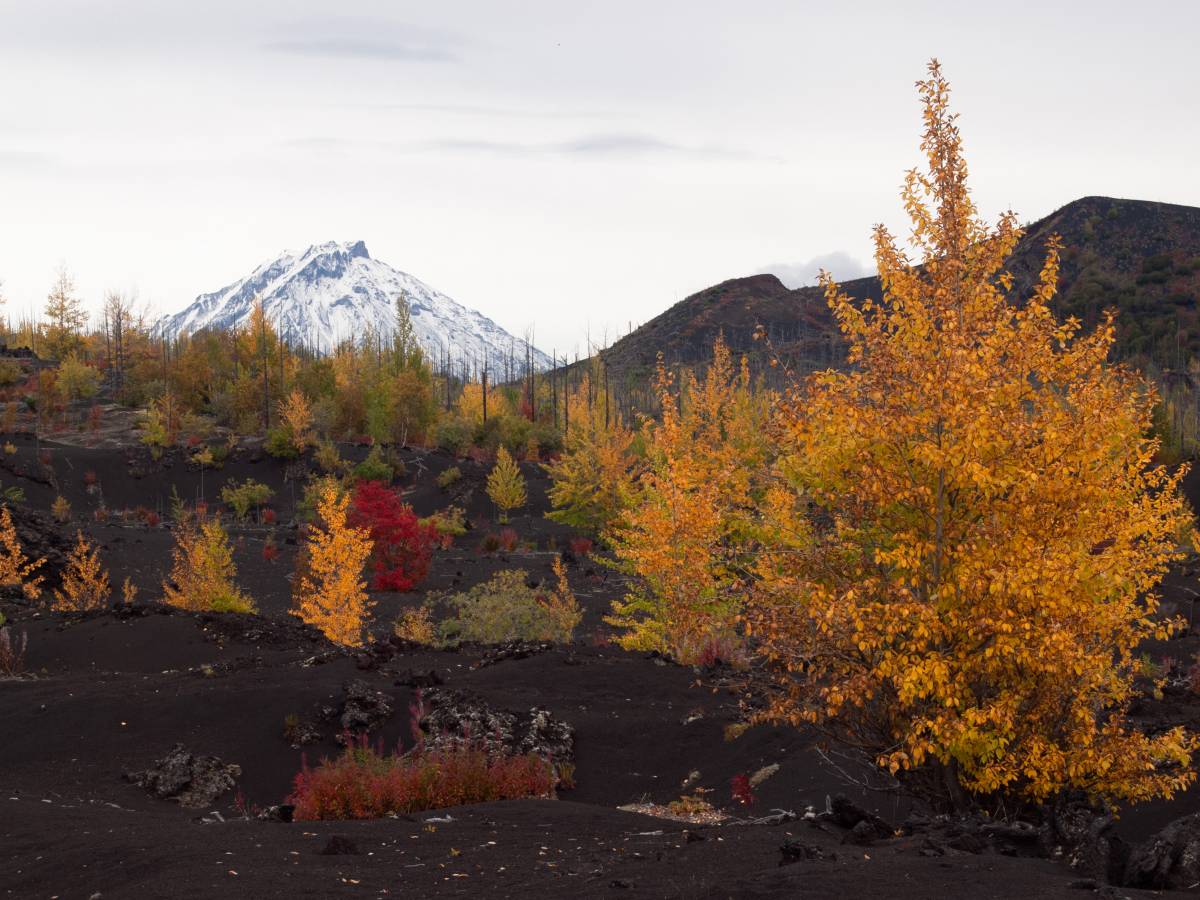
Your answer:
598;197;1200;379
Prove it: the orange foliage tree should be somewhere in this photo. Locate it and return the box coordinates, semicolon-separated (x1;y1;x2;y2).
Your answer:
606;336;771;659
749;61;1196;808
0;505;44;600
294;482;375;646
53;531;111;611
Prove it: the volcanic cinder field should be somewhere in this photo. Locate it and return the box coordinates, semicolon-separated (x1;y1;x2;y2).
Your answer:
1;432;1199;900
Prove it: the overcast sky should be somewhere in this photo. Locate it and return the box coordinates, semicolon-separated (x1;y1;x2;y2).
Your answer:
1;0;1197;354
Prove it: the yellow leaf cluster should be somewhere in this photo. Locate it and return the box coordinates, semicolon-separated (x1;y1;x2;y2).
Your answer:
278;388;314;453
53;531;111;611
749;60;1196;807
538;556;583;642
0;505;44;600
546;372;639;536
162;515;254;614
486;446;527;524
294;482;374;647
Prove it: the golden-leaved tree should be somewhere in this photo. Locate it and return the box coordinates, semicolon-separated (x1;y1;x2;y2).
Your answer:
750;61;1196;808
54;531;111;611
486;446;527;524
163;515;254;614
606;336;771;659
545;370;639;537
294;482;374;646
278;388;314;453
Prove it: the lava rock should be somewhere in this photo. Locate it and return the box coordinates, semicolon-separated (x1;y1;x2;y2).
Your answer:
842;819;881;847
125;744;241;808
419;688;575;772
1041;792;1127;884
1124;812;1200;889
829;794;893;838
337;679;394;743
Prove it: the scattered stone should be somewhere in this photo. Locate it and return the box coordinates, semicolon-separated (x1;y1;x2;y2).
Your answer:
337;679;394;743
1041;791;1127;884
257;804;295;823
321;835;359;855
125;744;241;808
474;640;553;669
828;794;893;839
283;715;322;749
842;819;880;847
780;840;832;865
1124;812;1200;889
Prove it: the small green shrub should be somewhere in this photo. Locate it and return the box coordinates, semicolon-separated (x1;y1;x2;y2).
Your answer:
421;505;467;538
434;418;473;456
265;426;299;459
314;439;346;474
352;446;393;484
434;567;580;645
436;466;462;489
220;478;274;520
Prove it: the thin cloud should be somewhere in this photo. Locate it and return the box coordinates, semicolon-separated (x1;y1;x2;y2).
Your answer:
361;102;617;120
264;38;457;62
0;149;58;171
757;251;874;288
400;132;763;161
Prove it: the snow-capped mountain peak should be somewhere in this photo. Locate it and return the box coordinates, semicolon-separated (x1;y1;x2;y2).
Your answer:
162;241;551;372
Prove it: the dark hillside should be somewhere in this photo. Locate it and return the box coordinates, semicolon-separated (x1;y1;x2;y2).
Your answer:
596;196;1200;386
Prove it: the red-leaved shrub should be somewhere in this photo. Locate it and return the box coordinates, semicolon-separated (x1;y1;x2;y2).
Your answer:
731;773;755;806
138;508;161;528
287;734;556;820
83;470;98;487
262;540;280;563
261;508;277;525
497;527;519;552
568;536;593;557
349;480;438;591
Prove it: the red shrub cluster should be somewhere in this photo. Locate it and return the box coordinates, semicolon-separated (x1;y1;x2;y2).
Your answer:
83;470;98;487
138;508;161;528
568;537;593;557
261;508;277;525
262;540;280;563
349;480;438;591
730;773;755;806
497;527;519;552
287;735;556;821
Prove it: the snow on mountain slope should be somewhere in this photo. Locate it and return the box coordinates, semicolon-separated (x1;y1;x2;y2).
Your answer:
161;240;552;372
